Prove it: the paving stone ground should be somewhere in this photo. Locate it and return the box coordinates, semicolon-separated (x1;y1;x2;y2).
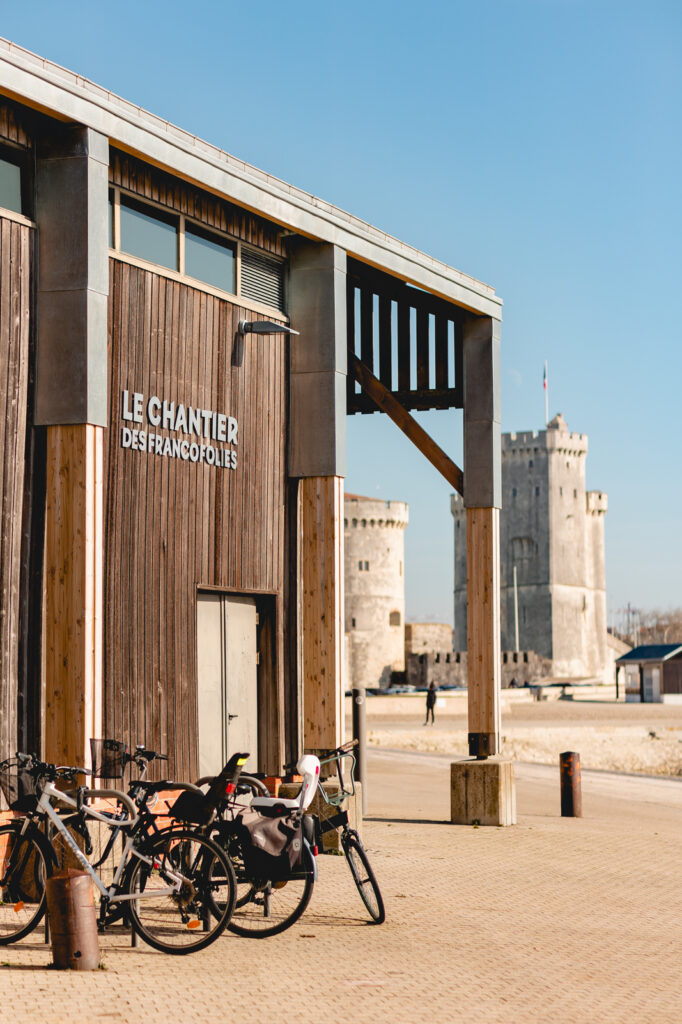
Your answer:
2;748;681;1024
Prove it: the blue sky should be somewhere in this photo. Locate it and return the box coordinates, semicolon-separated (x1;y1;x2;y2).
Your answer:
4;1;680;625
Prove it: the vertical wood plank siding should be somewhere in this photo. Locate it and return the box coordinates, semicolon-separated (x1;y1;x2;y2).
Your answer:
105;260;286;777
110;151;287;257
0;100;32;147
0;216;31;758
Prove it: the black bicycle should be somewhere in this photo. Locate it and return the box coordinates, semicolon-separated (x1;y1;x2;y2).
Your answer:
311;742;385;925
0;752;236;953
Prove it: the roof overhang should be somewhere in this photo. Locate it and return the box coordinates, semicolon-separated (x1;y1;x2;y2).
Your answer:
0;38;502;320
616;645;682;665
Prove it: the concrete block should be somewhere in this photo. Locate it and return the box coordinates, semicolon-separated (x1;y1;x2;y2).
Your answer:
288;369;346;478
463;418;502;508
279;780;362;854
463;314;502;509
287;240;347;478
35;124;109;428
450;759;516;826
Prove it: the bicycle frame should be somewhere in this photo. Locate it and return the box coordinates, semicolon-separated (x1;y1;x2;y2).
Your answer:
35;781;184;904
317;750;357;806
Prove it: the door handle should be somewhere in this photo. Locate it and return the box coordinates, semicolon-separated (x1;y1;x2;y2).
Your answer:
228;714;239;721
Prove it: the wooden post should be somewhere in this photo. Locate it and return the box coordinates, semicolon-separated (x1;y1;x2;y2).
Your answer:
44;424;103;767
560;751;582;817
466;506;501;757
299;476;344;754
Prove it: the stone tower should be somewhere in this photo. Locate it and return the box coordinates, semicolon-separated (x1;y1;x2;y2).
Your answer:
344;495;409;689
452;414;607;678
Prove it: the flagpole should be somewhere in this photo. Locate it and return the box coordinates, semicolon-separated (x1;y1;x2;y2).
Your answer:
544;360;549;426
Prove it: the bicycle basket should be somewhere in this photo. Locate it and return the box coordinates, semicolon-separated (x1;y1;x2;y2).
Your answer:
0;758;38;812
90;738;129;779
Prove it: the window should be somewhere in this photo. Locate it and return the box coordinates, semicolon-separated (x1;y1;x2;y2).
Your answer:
364;561;369;571
110;190;285;312
389;611;401;627
186;222;236;294
0;153;24;215
351;617;356;628
535;486;540;496
358;561;363;571
120;195;178;270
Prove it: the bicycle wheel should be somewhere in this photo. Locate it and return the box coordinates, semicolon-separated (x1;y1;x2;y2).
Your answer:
227;841;314;938
0;823;54;944
341;829;385;924
125;829;236;954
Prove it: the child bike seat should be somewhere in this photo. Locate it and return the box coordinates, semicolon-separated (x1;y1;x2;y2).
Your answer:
250;796;301;818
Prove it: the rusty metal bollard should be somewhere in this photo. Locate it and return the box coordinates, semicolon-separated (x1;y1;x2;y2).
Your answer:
45;869;100;970
559;751;582;818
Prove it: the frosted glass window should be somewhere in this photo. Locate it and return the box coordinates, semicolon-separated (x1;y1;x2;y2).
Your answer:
0;157;22;214
186;223;236;293
120;196;178;270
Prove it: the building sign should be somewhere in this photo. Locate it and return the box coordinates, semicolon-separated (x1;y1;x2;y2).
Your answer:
120;390;238;469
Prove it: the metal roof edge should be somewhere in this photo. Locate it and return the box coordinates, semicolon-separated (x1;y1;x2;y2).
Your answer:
0;39;502;319
616;644;682;663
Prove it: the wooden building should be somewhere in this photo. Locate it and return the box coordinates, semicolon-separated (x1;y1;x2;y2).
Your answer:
0;40;503;780
617;645;682;704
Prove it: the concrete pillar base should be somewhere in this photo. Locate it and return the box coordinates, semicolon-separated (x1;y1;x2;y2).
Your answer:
279;780;362;853
450;759;516;826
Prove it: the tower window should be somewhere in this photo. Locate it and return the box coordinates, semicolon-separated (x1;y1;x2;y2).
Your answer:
535;487;540;496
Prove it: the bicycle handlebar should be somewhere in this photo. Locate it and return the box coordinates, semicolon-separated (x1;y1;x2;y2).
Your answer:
15;752;92;782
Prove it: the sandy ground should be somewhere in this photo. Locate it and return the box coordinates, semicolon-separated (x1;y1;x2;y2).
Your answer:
356;688;682;776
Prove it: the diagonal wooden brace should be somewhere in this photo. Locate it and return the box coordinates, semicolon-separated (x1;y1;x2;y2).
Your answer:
347;351;463;495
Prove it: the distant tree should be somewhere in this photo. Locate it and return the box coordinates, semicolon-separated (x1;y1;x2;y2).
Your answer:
637;608;682;645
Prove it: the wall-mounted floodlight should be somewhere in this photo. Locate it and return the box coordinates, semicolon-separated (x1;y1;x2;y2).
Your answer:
238;319;300;336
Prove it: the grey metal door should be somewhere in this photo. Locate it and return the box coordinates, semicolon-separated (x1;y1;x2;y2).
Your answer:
196;592;258;777
642;665;661;703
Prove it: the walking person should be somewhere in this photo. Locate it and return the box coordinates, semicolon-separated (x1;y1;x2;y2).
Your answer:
424;682;437;725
